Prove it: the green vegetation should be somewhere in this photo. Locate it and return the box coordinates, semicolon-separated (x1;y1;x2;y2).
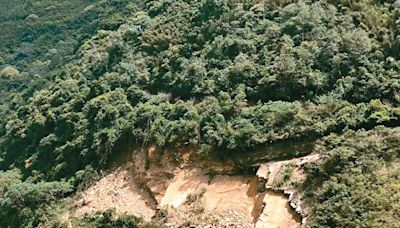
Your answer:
0;0;400;227
71;209;143;228
0;173;73;228
0;0;132;152
304;127;400;227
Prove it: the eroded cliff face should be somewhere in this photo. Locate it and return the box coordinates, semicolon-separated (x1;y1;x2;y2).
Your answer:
73;146;319;227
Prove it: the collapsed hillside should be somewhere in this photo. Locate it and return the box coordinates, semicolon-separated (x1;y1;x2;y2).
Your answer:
73;145;308;227
1;0;400;227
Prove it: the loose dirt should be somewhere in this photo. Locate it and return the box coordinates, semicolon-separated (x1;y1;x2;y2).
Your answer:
255;191;301;228
160;168;209;208
74;166;155;220
73;147;319;227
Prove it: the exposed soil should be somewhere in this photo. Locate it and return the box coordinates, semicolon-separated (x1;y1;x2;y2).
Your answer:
160;168;209;208
159;168;257;226
158;166;303;227
74;165;155;220
255;191;301;228
202;175;256;217
73;147;319;227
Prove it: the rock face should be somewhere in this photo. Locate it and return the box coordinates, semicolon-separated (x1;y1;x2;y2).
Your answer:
255;153;322;225
74;146;318;227
160;168;209;208
255;191;301;228
202;175;256;216
160;169;256;227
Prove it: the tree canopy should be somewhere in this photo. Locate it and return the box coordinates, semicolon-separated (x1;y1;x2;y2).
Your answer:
1;0;400;227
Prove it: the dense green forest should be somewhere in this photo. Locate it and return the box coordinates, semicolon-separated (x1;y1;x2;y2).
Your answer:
1;0;400;227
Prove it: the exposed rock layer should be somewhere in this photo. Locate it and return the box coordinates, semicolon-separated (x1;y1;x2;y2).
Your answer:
74;146;319;227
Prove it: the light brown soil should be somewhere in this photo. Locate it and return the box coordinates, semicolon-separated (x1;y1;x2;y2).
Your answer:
73;147;317;227
74;166;155;220
202;175;256;217
159;168;257;226
161;172;301;228
255;191;301;228
160;168;209;208
161;172;255;227
255;153;321;226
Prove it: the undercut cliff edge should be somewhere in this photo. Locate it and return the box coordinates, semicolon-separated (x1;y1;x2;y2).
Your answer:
73;145;320;227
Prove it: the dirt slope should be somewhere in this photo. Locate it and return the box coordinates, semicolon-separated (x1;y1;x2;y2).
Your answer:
255;191;301;228
74;166;155;220
73;147;319;227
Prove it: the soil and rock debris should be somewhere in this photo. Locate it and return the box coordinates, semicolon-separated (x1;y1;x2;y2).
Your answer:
74;146;319;227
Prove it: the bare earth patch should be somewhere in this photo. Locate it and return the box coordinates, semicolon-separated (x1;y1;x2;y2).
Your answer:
202;175;256;218
73;147;319;227
160;170;255;227
74;166;155;220
255;191;301;228
160;168;209;208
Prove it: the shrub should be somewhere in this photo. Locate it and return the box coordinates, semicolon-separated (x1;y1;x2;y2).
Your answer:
0;66;19;78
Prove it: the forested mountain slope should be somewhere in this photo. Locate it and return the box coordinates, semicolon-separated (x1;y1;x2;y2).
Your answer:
1;0;400;227
0;0;131;141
